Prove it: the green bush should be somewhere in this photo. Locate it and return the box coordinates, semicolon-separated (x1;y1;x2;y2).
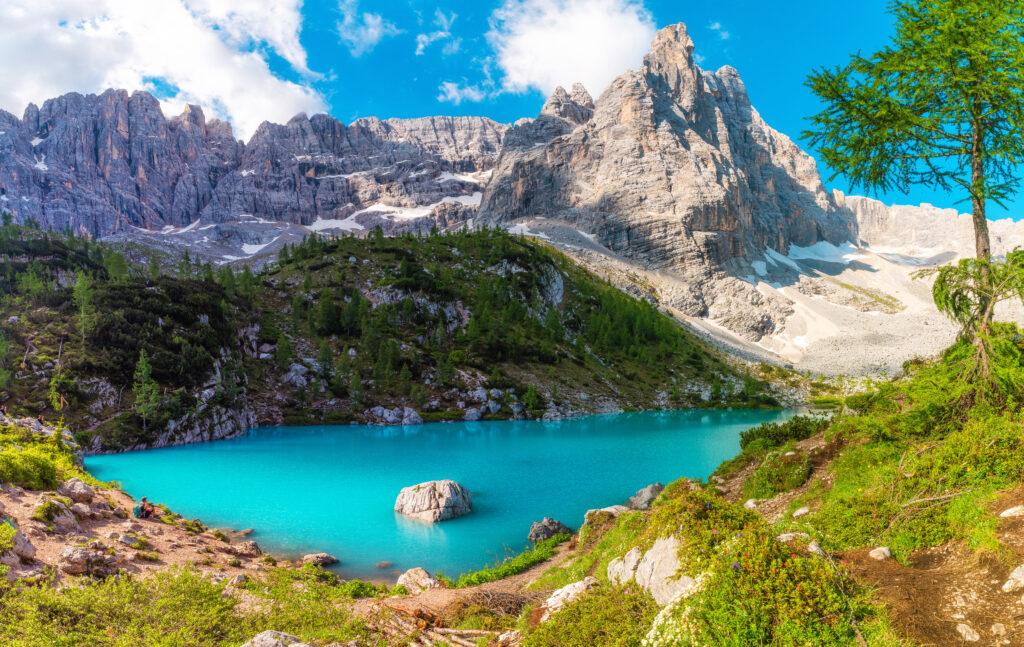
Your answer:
0;448;58;490
645;526;859;646
742;448;812;499
639;484;757;575
522;584;658;647
739;416;828;451
0;522;16;555
0;566;368;646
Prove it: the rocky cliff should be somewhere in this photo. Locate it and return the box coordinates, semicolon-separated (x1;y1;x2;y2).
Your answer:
0;89;506;251
477;24;858;340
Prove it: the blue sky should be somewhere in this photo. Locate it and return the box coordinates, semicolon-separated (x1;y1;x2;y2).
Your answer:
1;0;1019;219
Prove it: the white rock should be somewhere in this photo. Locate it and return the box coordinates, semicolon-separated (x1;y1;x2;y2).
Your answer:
396;567;440;593
807;540;826;557
1002;565;1024;593
634;537;697;605
394;480;472;523
607;547;643;585
58;478;94;503
539;576;598;622
301;553;338;566
792;506;810;518
743;499;759;509
776;532;810;543
868;546;892;561
240;630;313;647
999;505;1024;518
956;623;980;642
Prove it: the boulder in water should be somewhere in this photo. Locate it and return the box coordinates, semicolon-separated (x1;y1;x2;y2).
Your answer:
394;480;472;523
302;552;338;566
527;517;572;543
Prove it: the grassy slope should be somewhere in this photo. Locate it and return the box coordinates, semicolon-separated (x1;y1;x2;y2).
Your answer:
510;330;1024;646
0;224;777;452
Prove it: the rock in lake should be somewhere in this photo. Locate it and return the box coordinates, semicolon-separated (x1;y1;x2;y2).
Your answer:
527;517;572;543
302;553;339;566
394;480;472;523
396;567;441;592
625;483;665;510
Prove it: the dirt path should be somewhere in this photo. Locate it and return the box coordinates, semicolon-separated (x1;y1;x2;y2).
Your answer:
351;542;574;619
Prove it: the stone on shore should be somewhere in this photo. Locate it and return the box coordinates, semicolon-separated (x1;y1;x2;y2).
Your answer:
394;480;472;523
396;567;441;592
58;478;94;503
625;483;664;510
231;540;262;557
302;553;338;566
527;517;572;543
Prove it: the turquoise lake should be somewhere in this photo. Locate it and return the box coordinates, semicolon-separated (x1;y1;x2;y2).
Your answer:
85;409;791;581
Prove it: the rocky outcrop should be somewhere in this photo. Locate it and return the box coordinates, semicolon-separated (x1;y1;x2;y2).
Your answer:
479;23;853;340
0;89;507;250
396;566;441;593
57;478;94;503
394;480;472;523
58;545;118;577
527;517;572;543
607;536;698;605
626;483;665;511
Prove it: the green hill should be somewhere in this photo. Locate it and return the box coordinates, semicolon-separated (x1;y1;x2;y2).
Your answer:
0;221;775;453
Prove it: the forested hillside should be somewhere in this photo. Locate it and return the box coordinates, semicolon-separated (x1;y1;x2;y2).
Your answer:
0;217;776;453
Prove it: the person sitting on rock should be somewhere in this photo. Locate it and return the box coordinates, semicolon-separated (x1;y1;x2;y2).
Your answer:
135;497;156;519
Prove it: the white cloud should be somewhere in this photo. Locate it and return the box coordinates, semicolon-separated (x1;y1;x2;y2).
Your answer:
437;81;486;105
708;21;730;40
187;0;314;75
336;0;400;57
0;0;325;140
415;10;457;56
487;0;655;97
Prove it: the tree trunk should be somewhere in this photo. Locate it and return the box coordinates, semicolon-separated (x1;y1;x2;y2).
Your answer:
971;123;992;335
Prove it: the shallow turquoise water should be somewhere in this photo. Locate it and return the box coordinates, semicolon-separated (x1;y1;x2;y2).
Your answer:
85;409;791;581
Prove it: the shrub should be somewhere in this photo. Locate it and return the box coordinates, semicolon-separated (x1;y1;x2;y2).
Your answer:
645;526;859;646
522;584;658;647
742;448;812;499
739;415;828;451
639;484;757;575
0;448;58;490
